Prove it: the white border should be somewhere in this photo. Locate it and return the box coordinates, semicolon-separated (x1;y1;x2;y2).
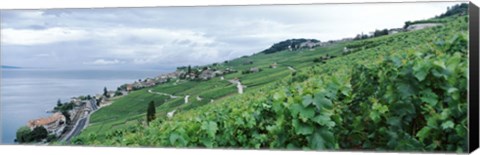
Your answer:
0;0;478;155
0;0;469;9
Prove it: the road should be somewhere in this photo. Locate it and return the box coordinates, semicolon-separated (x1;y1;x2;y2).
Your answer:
64;116;87;142
60;99;97;143
89;99;98;111
148;89;180;98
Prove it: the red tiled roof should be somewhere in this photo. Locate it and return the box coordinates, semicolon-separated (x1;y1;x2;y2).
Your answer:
27;112;65;128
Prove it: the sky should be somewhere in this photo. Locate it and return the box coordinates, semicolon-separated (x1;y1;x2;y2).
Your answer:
0;2;463;71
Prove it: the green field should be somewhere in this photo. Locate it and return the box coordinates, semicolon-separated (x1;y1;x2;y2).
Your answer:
71;10;468;152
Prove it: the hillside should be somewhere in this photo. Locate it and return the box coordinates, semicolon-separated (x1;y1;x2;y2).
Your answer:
70;12;468;152
74;38;346;138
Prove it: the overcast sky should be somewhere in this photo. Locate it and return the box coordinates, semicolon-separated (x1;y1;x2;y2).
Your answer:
0;2;462;70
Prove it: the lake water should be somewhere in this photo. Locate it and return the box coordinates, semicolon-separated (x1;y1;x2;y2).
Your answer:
0;69;163;144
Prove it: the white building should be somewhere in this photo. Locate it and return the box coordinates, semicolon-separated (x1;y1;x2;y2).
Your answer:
167;110;176;119
237;82;244;94
184;95;190;104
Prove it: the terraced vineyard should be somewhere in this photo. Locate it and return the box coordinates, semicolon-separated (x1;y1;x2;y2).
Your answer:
70;13;468;152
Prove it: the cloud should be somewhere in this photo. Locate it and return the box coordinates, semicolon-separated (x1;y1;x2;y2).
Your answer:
85;59;124;65
1;27;88;45
0;2;462;70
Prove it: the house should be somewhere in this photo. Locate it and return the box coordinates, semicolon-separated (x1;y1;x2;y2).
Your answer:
270;63;278;69
70;97;82;106
388;28;403;35
186;72;197;80
299;40;322;49
157;77;168;84
249;67;260;73
224;68;236;74
199;69;216;80
71;97;80;103
145;79;156;87
132;81;144;90
213;70;224;76
27;112;66;136
126;84;133;91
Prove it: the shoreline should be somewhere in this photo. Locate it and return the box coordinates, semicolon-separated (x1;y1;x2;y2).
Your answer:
10;69;171;144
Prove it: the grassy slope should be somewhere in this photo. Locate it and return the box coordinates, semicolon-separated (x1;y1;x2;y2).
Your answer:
80;40;345;136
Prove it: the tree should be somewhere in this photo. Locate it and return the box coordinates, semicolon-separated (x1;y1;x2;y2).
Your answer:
46;134;57;142
187;65;192;74
16;126;33;143
354;33;370;40
61;111;71;125
146;101;156;125
403;21;413;29
57;99;62;107
96;98;102;106
30;126;48;142
103;87;108;97
439;3;468;18
114;91;123;97
373;29;389;37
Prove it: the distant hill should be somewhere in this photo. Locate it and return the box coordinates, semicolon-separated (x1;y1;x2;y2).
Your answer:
261;38;320;54
403;3;467;29
1;65;21;69
439;3;468;18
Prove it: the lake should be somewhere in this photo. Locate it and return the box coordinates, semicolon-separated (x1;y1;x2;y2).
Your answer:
0;69;164;144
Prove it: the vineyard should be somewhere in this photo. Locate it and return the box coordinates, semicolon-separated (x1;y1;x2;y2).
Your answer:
69;13;468;152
